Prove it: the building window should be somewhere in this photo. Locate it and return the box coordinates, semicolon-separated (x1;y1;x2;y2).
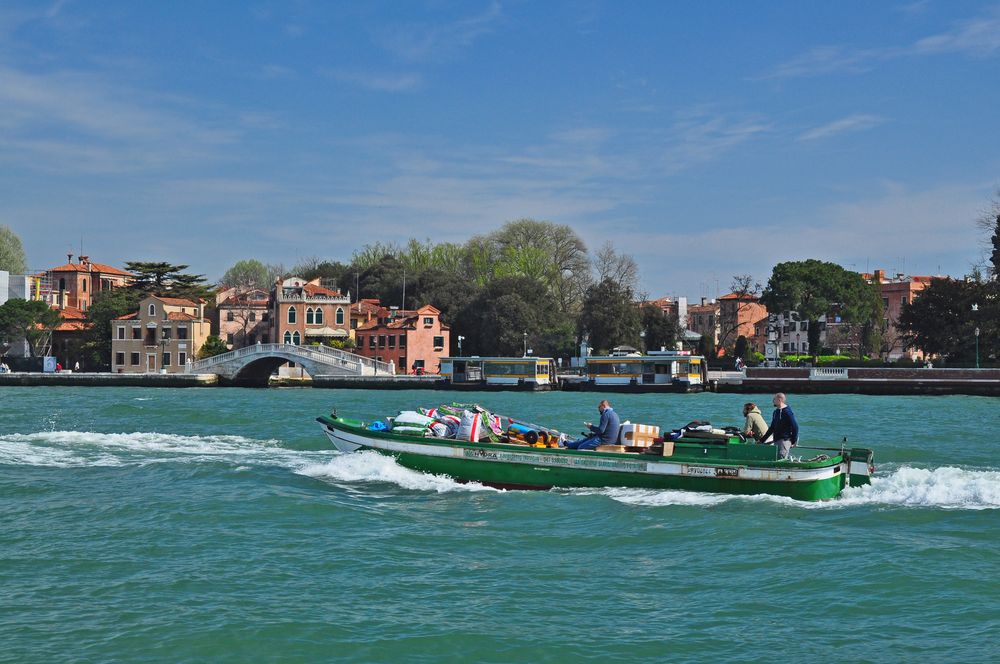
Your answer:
162;328;172;340
227;333;235;344
115;352;125;366
287;306;296;324
132;327;141;340
283;331;292;344
306;307;315;325
388;335;395;348
249;312;256;322
179;352;187;366
351;319;358;330
59;277;66;291
423;317;433;327
336;308;344;325
781;343;789;352
227;311;235;322
433;336;444;350
800;321;808;330
149;304;156;316
177;327;188;340
315;308;324;325
130;352;140;366
399;335;406;348
368;335;376;349
82;280;87;292
162;352;171;367
292;331;300;344
378;335;386;348
117;326;125;340
883;298;889;308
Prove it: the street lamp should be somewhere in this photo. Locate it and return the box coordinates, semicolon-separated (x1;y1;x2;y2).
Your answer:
523;331;527;358
457;335;465;357
973;303;980;369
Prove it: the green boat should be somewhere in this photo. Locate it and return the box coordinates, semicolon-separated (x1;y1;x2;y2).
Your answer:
315;414;874;502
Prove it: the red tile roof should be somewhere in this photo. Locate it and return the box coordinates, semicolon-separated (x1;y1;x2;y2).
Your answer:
48;262;133;277
167;312;196;321
302;283;342;297
114;312;139;320
154;296;201;307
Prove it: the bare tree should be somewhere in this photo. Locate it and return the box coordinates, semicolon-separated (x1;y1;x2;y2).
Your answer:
593;241;638;293
717;274;763;352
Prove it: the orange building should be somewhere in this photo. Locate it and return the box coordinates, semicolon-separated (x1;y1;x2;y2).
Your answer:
865;269;932;360
42;255;132;312
354;304;450;374
718;292;768;352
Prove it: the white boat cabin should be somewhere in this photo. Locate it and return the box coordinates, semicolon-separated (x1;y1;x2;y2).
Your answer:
440;357;556;386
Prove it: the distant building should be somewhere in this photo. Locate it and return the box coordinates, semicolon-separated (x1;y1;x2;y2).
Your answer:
865;269;932;360
111;296;210;373
41;255;132;312
355;304;450;374
717;292;768;352
349;298;388;338
687;298;720;346
271;277;351;346
49;306;88;369
216;287;271;349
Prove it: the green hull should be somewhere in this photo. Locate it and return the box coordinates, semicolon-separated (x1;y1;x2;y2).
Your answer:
317;416;872;502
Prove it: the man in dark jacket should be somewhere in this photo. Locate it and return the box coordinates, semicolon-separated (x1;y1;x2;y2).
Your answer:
564;400;621;450
761;392;798;459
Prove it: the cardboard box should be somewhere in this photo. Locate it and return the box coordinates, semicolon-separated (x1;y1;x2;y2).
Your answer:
661;441;675;457
621;423;660;447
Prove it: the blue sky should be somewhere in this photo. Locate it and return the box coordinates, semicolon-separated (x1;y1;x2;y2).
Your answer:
2;1;999;300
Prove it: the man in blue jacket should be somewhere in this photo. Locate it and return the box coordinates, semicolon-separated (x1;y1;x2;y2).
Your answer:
761;392;799;459
564;400;620;450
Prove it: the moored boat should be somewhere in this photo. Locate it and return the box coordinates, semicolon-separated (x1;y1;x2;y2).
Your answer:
315;409;874;501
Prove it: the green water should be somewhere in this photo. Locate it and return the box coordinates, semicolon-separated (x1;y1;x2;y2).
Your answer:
1;387;999;663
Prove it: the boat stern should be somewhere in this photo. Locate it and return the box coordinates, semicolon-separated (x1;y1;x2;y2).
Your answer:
845;447;875;487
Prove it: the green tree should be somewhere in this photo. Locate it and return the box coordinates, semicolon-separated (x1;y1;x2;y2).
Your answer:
899;278;995;362
197;335;229;359
0;225;28;274
761;259;881;357
578;278;641;353
461;276;572;358
990;214;1000;279
734;335;750;360
640;304;679;352
0;299;61;356
697;333;717;360
80;288;140;370
220;259;273;290
124;261;212;301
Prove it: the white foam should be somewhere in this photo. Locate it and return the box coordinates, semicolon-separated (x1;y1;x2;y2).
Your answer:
297;451;497;493
0;430;327;469
595;465;1000;510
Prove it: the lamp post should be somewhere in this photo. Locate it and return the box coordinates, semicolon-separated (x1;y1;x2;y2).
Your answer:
973;303;980;369
523;331;527;358
457;335;465;357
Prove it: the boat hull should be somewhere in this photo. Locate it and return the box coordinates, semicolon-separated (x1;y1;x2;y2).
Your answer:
317;417;858;501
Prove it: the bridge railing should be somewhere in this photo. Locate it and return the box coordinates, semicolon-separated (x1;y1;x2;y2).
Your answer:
189;342;394;375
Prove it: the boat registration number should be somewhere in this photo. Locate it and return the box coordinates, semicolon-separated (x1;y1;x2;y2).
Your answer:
685;465;740;478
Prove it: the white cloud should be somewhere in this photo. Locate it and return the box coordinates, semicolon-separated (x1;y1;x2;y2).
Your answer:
760;7;1000;79
797;114;886;142
375;1;503;62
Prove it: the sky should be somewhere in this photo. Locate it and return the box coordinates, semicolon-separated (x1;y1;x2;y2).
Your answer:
2;0;999;300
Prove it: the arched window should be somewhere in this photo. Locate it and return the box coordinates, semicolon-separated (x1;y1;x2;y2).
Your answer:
287;306;296;324
306;307;315;325
82;280;87;292
283;331;292;344
148;304;155;317
315;308;324;324
292;331;301;345
335;307;344;325
59;277;66;291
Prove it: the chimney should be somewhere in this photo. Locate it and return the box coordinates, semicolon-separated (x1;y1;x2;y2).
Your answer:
198;300;204;321
67;253;73;264
79;256;89;267
874;269;885;283
701;297;707;306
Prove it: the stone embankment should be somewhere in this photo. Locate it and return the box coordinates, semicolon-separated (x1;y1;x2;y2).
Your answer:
0;372;218;387
711;367;1000;396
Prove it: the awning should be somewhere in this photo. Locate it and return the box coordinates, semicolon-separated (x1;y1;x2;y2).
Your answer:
304;326;349;338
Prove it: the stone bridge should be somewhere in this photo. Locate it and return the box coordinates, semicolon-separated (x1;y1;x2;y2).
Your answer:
189;343;394;386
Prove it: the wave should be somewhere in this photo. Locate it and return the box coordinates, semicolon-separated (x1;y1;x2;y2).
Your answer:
297;451;497;494
598;466;1000;510
0;430;327;469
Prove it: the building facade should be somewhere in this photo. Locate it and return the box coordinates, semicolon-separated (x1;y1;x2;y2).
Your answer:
111;296;210;373
355;304;450;374
866;269;932;360
216;287;271;349
271;277;351;346
686;298;720;346
717;292;768;352
41;255;132;312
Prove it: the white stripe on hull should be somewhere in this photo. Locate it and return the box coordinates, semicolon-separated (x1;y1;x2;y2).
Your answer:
320;424;843;484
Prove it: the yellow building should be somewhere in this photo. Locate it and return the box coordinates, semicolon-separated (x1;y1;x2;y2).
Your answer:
111;296;211;373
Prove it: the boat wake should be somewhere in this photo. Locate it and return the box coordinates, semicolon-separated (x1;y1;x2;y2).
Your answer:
0;430;328;469
595;465;1000;510
297;451;497;494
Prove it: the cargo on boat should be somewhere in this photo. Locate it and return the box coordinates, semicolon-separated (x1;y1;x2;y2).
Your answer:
315;404;874;501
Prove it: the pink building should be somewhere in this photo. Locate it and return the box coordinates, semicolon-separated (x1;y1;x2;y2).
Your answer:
216;287;271;348
718;292;768;352
355;304;450;374
865;269;932;360
271;277;351;345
